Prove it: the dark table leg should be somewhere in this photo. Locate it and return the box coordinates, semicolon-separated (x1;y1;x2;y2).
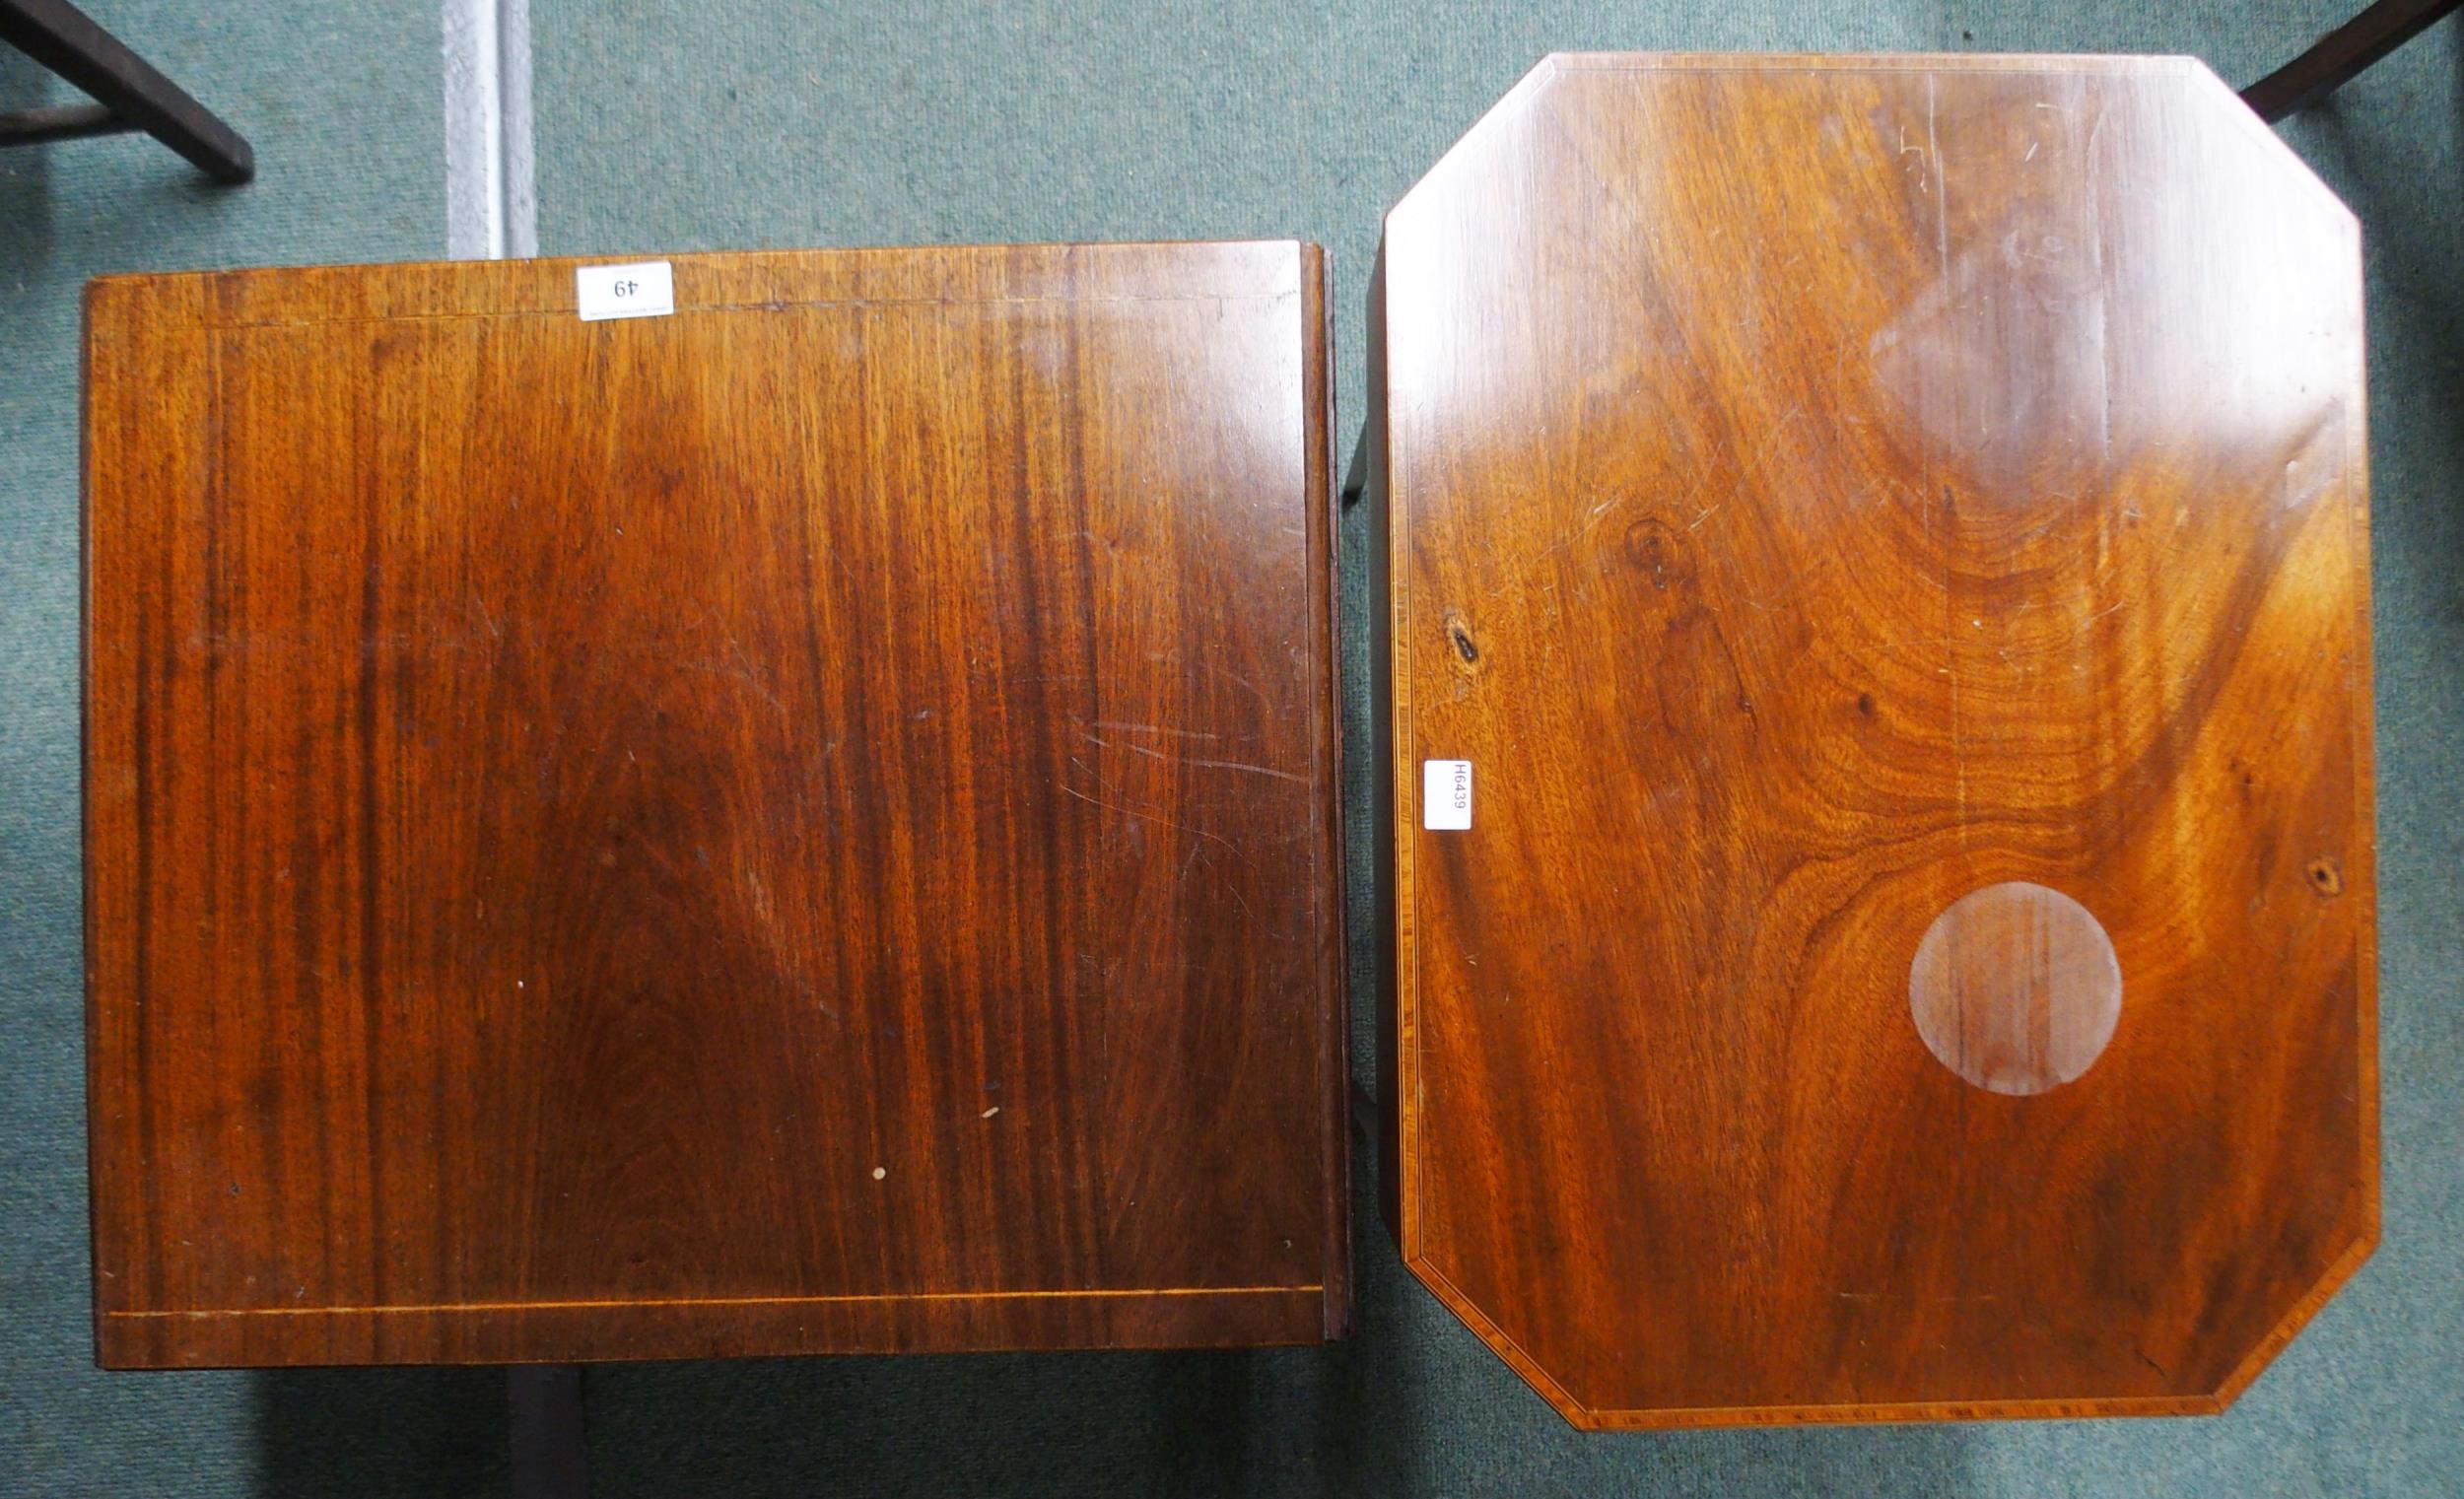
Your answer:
0;0;252;181
509;1366;589;1499
2242;0;2464;122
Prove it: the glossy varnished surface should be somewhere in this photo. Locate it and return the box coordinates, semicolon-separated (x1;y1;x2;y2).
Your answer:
1370;55;2374;1426
85;241;1348;1366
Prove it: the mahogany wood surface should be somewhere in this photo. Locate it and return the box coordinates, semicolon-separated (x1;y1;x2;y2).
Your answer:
1368;55;2375;1427
85;241;1349;1367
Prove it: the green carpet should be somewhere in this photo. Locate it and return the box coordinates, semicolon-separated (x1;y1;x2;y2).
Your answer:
4;2;2457;1493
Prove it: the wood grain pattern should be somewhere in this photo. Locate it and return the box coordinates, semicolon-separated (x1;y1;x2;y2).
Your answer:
85;241;1349;1367
1368;54;2375;1427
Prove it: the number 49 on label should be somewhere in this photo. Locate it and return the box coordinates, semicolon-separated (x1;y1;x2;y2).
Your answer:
576;261;676;322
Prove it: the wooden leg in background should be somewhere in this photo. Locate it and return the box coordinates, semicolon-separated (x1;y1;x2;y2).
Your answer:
509;1366;588;1499
0;0;253;180
2242;0;2464;122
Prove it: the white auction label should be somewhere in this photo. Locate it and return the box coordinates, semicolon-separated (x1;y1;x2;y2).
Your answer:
576;261;674;321
1423;760;1472;831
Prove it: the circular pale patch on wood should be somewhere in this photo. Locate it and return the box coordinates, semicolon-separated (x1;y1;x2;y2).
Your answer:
1909;881;2121;1096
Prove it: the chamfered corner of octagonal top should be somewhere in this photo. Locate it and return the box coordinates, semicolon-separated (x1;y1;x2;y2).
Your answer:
1397;1243;1601;1427
2206;1198;2381;1413
2178;55;2362;240
1384;52;1573;238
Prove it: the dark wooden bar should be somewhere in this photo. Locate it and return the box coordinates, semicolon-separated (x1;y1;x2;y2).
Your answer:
2242;0;2462;121
0;0;252;180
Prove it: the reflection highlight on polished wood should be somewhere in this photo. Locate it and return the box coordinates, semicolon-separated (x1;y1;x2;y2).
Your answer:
84;241;1349;1367
1367;54;2375;1427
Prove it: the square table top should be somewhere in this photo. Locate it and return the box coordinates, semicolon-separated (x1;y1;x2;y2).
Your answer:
84;240;1349;1366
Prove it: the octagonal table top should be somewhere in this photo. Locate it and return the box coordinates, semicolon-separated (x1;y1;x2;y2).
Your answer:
1369;53;2374;1428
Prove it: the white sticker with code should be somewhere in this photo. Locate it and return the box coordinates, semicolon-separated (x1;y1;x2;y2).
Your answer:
576;261;674;321
1423;760;1472;831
